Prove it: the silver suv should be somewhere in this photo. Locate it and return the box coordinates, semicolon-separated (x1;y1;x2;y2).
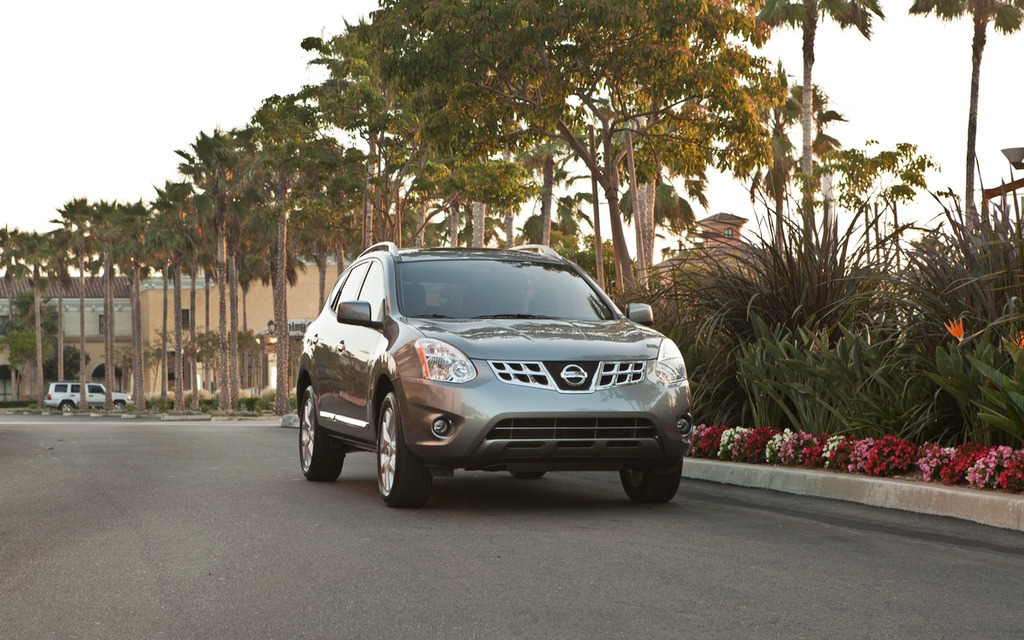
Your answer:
296;244;693;507
44;382;129;411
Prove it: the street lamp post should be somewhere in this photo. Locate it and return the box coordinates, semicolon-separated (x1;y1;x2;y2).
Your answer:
264;319;278;390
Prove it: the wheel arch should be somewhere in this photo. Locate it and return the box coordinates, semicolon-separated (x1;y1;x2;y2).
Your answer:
295;367;312;404
369;375;396;434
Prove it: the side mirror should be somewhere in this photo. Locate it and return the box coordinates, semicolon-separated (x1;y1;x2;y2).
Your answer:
336;300;380;328
625;303;654;327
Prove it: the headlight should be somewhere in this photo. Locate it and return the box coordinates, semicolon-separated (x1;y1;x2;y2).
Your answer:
655;339;687;385
414;339;477;383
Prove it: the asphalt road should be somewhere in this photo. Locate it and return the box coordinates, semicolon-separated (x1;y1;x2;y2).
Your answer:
1;415;1022;640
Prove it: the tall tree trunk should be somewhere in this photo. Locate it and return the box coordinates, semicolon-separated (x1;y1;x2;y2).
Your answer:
161;266;168;402
540;154;555;246
78;255;87;409
472;202;485;248
625;128;646;285
318;253;328;309
103;250;114;409
589;126;605;290
229;247;241;411
417;201;427;248
449;201;460;248
56;279;65;382
190;264;199;411
964;13;987;229
800;8;817;226
132;263;145;411
363;137;377;249
643;181;657;270
174;257;184;412
32;272;44;407
274;209;290;415
216;207;229;411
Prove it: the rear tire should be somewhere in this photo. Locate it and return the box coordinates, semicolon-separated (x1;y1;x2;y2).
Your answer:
377;392;432;508
299;388;344;481
59;400;74;412
620;462;682;503
113;400;127;412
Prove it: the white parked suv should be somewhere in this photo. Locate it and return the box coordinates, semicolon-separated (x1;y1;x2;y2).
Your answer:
44;382;130;411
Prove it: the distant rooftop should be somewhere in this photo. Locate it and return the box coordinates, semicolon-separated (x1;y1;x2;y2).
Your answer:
699;212;748;224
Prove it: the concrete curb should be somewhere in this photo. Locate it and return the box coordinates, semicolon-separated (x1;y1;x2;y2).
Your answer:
280;414;299;428
683;458;1024;532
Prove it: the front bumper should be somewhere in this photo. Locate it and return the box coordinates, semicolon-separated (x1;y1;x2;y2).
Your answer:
394;360;691;472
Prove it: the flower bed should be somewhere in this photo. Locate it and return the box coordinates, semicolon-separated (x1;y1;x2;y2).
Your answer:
687;425;1024;494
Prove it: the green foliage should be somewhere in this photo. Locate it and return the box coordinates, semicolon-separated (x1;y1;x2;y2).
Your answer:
736;319;934;440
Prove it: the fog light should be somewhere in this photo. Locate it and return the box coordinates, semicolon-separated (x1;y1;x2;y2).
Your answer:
431;418;453;438
676;414;694;437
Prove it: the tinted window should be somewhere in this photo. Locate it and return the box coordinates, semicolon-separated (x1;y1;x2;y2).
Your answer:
71;384;80;393
358;260;387;322
332;262;370;312
88;384;103;394
397;259;613;321
54;384;68;393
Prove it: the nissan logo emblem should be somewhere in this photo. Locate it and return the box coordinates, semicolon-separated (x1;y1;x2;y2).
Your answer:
560;365;588;387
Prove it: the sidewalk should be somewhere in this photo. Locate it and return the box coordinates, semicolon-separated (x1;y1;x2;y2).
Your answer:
683;458;1024;532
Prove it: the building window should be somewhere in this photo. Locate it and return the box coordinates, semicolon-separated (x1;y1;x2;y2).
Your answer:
0;314;8;336
724;228;735;239
98;314;105;336
181;308;191;330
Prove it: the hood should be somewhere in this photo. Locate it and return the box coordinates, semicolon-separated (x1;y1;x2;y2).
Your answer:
408;318;664;361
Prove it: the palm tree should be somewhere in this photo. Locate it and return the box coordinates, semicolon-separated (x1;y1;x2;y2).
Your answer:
55;198;95;409
910;0;1024;228
4;230;51;406
518;141;573;247
152;181;196;410
45;227;74;382
112;201;150;411
177;129;241;411
758;0;884;218
751;68;847;243
90;200;120;410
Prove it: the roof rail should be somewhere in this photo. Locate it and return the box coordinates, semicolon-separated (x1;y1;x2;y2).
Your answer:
511;244;562;259
358;242;400;258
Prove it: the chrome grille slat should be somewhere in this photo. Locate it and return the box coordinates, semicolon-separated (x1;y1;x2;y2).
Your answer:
488;360;646;392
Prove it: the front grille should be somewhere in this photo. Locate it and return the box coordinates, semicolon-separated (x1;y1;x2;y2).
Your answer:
489;361;552;388
595;361;646;389
488;360;647;392
486;417;657;441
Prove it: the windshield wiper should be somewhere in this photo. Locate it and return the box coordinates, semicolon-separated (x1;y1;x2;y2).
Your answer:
414;313;455;319
472;313;555;320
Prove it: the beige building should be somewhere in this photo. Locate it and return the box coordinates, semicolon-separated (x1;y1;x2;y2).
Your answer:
0;262;337;402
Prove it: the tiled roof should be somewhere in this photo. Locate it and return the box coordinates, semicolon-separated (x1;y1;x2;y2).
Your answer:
0;276;132;299
699;212;748;224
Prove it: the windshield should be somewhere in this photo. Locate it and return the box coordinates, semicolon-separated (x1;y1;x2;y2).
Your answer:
397;259;614;321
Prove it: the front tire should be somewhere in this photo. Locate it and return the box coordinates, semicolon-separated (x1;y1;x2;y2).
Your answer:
377;392;432;508
620;462;682;503
299;388;344;481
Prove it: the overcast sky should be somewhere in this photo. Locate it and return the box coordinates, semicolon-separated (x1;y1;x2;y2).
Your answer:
2;2;1021;243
